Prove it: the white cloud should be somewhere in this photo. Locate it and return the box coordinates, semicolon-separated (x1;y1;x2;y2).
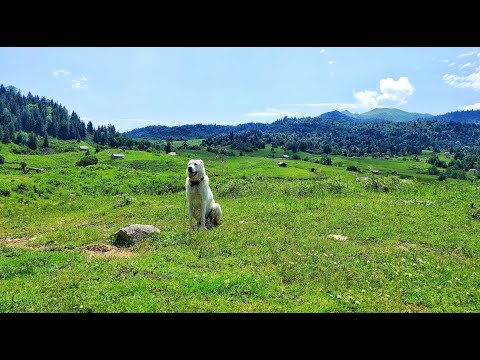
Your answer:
245;107;294;117
353;76;414;107
353;90;379;107
319;48;325;54
443;66;480;91
288;102;360;109
458;51;475;58
71;80;87;90
54;69;88;90
328;60;335;65
459;103;480;111
71;76;88;90
448;62;456;67
53;69;70;78
245;77;414;122
460;62;473;70
376;76;415;105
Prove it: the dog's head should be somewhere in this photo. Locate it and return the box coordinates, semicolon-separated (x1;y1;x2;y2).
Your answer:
187;159;206;181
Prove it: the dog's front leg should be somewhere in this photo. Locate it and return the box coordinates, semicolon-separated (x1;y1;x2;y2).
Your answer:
188;202;195;229
199;201;208;230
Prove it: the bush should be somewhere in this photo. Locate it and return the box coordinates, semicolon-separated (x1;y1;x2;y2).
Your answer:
428;166;439;175
347;165;360;172
437;173;447;181
320;156;332;165
75;155;98;167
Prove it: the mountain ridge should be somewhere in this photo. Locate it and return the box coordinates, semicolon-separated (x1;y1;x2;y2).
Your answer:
124;108;478;140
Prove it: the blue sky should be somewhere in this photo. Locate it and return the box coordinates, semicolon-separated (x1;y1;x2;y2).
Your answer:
0;47;479;132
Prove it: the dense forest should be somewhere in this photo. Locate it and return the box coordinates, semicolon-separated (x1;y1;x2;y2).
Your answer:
124;109;480;141
202;119;480;157
0;84;136;149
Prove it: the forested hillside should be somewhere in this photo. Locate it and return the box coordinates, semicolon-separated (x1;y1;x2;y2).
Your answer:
0;84;134;148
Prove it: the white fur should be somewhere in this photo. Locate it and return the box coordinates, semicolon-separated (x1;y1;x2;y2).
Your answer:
185;159;222;230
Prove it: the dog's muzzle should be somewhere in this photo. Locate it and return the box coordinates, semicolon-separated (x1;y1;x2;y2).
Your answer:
188;167;197;179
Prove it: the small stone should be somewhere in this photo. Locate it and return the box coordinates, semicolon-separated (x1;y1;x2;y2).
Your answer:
113;224;160;247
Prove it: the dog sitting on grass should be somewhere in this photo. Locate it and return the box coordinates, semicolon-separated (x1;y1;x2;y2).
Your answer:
185;159;222;230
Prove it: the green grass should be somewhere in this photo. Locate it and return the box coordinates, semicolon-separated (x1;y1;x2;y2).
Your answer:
1;143;480;312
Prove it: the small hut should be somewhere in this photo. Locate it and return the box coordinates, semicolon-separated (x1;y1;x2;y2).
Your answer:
277;162;287;167
168;152;177;156
79;146;89;151
371;169;380;174
111;153;125;159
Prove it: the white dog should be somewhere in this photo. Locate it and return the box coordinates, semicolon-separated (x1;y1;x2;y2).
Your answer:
185;159;222;230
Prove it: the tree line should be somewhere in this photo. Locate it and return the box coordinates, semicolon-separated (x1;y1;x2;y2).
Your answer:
0;84;136;149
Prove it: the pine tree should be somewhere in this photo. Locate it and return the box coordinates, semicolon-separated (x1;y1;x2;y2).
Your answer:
41;134;49;148
164;140;172;153
27;132;37;150
87;121;94;134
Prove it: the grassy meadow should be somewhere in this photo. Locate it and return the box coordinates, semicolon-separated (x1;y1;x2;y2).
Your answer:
1;142;480;312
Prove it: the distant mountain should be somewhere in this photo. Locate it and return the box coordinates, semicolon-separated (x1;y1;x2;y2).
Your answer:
429;109;480;124
124;123;270;140
123;108;479;141
340;110;362;119
318;110;358;121
343;108;434;122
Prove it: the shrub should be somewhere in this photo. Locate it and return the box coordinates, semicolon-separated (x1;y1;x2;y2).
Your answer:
75;156;98;167
437;173;447;181
114;194;135;208
347;165;360;172
0;187;10;197
428;166;439;175
320;156;332;165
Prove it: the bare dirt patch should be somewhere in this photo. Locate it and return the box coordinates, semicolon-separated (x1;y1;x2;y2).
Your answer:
1;237;37;248
83;244;135;259
327;234;348;241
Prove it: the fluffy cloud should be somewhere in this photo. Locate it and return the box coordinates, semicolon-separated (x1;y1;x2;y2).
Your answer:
53;69;70;78
459;103;480;110
353;76;415;107
458;51;476;58
54;69;88;90
71;76;88;90
443;66;480;91
353;90;379;107
245;107;294;117
461;62;473;70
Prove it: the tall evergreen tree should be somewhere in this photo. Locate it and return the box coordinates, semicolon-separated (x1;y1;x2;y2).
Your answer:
41;134;49;148
87;121;94;134
27;132;37;150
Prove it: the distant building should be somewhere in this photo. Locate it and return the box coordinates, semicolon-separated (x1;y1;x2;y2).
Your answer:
168;152;177;156
277;162;287;167
444;152;451;157
371;169;380;174
79;146;89;151
281;154;289;158
469;169;477;173
111;153;125;159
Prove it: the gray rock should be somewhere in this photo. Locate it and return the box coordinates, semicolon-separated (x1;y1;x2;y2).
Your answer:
113;224;160;246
